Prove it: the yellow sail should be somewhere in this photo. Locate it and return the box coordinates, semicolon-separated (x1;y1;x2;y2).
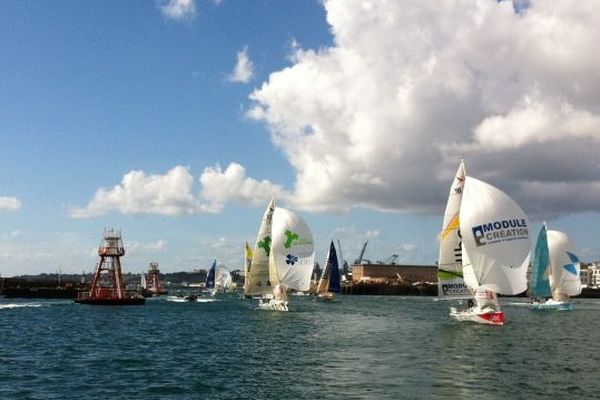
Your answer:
243;242;253;292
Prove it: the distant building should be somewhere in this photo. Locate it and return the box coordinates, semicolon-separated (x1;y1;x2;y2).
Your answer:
351;264;437;284
586;262;600;288
580;264;591;287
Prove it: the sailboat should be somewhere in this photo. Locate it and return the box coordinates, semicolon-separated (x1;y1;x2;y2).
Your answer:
315;240;341;301
140;273;147;291
215;267;234;292
245;197;276;303
530;224;581;311
438;160;472;302
440;160;531;325
205;259;217;296
245;197;315;312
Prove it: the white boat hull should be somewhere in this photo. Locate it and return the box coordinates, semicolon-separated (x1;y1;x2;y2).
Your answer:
531;299;573;311
258;298;289;312
449;307;504;326
316;292;335;302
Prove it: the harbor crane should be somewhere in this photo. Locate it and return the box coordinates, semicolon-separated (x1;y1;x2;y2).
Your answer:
354;241;369;265
384;254;399;265
337;239;351;278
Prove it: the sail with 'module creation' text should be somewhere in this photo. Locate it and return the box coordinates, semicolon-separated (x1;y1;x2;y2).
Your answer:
437;160;471;300
460;177;530;296
442;160;531;326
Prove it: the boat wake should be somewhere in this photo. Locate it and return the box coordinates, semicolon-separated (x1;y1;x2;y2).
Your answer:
166;296;217;303
502;301;531;307
166;297;186;303
196;298;217;303
0;303;44;310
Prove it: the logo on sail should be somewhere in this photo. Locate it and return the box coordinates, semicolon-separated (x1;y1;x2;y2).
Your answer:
454;176;464;194
441;282;469;296
472;219;529;247
286;254;299;265
257;236;271;256
283;229;312;249
563;251;579;276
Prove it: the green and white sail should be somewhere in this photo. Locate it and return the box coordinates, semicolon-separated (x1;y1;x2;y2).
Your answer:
547;230;582;300
438;160;471;299
245;197;275;296
269;207;315;292
460;177;530;295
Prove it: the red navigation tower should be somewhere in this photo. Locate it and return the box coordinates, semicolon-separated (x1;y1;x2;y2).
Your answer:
146;261;168;296
75;229;145;305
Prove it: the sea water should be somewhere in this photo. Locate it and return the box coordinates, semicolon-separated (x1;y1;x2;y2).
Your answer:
1;295;599;399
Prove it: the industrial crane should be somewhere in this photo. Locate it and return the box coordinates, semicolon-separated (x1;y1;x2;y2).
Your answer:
354;241;369;265
384;254;399;265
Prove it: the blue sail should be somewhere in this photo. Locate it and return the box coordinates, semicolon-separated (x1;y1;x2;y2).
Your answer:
326;241;341;293
206;259;216;289
531;225;551;298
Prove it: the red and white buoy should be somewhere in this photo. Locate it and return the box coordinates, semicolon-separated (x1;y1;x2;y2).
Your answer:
145;261;168;296
75;229;145;305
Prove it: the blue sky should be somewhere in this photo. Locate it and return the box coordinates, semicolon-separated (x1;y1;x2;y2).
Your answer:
1;0;600;276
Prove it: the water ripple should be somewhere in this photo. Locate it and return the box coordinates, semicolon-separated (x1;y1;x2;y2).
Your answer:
1;296;599;399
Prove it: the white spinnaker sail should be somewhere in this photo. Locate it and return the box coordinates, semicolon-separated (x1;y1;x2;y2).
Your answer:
215;266;232;290
246;197;275;296
438;160;470;299
460;177;530;295
547;230;582;297
270;207;315;292
461;248;479;292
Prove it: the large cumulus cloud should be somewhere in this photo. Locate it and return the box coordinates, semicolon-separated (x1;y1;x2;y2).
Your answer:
249;0;600;218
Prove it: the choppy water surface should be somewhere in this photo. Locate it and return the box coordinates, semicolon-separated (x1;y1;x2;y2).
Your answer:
1;295;599;399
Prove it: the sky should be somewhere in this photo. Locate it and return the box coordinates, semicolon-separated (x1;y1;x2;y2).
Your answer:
1;0;600;276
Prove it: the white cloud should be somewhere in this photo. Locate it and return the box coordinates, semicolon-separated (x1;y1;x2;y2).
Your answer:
70;166;198;218
365;230;380;239
71;163;282;218
248;0;600;217
473;98;600;150
0;232;95;276
0;196;21;212
159;0;197;21
199;162;284;211
228;47;254;83
126;239;167;256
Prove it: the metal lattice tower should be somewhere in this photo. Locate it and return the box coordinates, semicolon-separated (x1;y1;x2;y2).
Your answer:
147;261;162;295
88;228;126;299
